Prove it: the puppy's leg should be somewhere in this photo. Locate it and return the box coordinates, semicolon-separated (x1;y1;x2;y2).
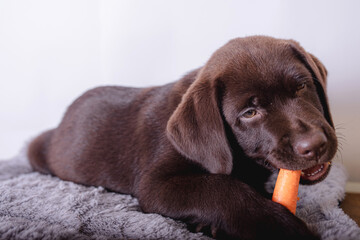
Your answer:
28;129;54;174
137;160;318;240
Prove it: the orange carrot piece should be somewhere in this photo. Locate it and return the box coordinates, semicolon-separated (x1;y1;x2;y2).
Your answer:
272;169;301;214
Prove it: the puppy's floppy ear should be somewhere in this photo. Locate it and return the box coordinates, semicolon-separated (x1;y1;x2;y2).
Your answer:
166;69;232;174
289;42;334;128
308;53;328;87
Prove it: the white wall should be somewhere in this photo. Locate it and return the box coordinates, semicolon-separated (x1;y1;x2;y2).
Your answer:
1;0;359;182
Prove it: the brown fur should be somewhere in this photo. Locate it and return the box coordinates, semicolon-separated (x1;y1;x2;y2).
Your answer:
28;36;337;239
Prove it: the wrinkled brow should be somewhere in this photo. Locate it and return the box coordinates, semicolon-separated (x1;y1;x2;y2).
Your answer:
282;64;313;84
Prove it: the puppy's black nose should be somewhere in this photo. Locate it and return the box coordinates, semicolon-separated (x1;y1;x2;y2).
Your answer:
294;132;327;160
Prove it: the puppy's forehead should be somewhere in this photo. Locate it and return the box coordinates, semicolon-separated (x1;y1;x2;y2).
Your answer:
217;38;311;88
221;51;313;111
242;60;310;90
210;37;314;101
225;52;312;94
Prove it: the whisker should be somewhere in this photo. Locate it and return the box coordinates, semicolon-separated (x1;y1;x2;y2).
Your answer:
335;150;344;163
335;123;346;133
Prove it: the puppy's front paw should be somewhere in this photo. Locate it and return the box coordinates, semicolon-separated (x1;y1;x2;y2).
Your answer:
265;201;320;240
190;222;218;238
218;199;320;240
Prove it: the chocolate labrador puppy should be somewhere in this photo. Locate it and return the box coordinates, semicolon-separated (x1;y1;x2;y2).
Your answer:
28;36;337;239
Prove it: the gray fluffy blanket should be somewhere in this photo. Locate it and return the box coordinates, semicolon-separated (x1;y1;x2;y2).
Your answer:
0;145;359;240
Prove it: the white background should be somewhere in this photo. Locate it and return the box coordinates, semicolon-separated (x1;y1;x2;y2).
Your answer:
1;0;359;182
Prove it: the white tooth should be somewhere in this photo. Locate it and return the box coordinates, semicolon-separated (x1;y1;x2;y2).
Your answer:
305;164;325;177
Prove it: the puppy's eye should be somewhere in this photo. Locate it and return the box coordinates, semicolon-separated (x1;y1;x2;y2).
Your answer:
242;109;257;118
296;83;306;91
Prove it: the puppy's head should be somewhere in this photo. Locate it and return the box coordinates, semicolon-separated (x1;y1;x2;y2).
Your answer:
167;36;337;184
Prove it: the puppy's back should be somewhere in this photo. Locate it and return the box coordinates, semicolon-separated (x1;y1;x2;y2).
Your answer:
28;86;147;191
27;69;199;194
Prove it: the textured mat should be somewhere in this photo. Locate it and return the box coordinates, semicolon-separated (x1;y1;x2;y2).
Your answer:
0;146;359;240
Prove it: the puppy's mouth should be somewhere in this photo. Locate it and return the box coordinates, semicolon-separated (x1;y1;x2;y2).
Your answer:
300;162;331;184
